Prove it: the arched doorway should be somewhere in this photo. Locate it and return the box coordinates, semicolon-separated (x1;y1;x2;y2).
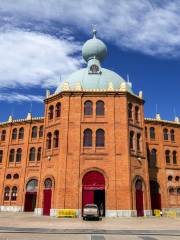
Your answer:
135;179;144;217
24;179;38;212
150;181;161;212
82;171;105;216
43;178;52;216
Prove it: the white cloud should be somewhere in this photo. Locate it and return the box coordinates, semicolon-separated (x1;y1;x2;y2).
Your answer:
0;29;81;89
1;0;180;57
0;92;43;103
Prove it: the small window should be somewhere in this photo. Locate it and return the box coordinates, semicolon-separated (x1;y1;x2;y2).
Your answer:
4;186;10;201
170;129;175;142
53;130;59;148
163;129;168;141
37;147;42;161
96;129;105;147
83;129;92;147
16;148;22;162
56;102;61;117
130;131;134;149
13;173;19;179
150;127;155;139
175;176;179;181
6;174;12;179
11;186;17;201
0;150;3;163
96;101;104;116
12;128;17;140
177;188;180;195
173;151;177;164
168;175;173;181
39;126;44;138
18;127;24;140
169;187;174;194
135;106;139;122
9;149;15;162
48;105;54;120
46;132;52;149
31;126;37;138
165;150;170;164
1;130;6;141
145;127;147;139
128;103;132;119
84;101;93;116
29;147;36;161
150;149;157;167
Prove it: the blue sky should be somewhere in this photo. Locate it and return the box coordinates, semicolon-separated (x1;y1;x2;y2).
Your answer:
0;0;180;122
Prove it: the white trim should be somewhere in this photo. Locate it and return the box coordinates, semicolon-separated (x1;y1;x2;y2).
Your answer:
34;208;43;215
0;206;23;212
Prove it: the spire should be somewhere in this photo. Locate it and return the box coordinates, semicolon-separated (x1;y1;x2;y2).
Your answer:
92;24;97;38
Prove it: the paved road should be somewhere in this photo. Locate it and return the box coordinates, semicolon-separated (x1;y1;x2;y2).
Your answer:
0;233;180;240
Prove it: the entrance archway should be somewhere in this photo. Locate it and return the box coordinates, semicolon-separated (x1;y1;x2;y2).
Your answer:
24;179;38;212
135;179;144;217
82;171;105;216
150;180;161;212
43;178;52;216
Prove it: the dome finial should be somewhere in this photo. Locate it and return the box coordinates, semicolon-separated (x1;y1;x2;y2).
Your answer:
92;24;97;38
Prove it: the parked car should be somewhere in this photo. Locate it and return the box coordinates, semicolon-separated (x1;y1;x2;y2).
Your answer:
83;204;99;220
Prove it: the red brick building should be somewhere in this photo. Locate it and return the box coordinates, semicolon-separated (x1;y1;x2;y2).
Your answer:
0;31;179;217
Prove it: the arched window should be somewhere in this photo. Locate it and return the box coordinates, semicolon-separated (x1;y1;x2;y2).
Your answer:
135;106;139;122
83;129;92;147
31;126;37;138
39;126;44;138
128;103;132;119
163;128;168;141
173;151;177;164
46;132;52;149
1;130;6;141
150;127;155;139
55;102;61;117
48;105;54;120
0;150;3;163
130;131;134;149
175;176;179;181
37;147;42;161
18;127;24;140
53;130;59;148
145;127;147;138
11;186;17;201
151;149;157;167
6;174;11;179
29;147;36;161
16;148;22;162
12;128;17;140
165;150;170;164
137;133;141;152
4;186;10;201
170;129;175;142
96;129;105;147
96;101;104;116
84;101;93;116
26;179;38;192
13;173;19;179
44;178;52;189
169;187;174;194
9;149;15;162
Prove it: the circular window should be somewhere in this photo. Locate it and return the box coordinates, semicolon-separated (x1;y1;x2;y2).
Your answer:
6;174;11;179
168;175;173;181
175;176;180;181
13;174;19;179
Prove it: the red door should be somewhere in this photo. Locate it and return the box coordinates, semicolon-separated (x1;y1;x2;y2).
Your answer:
24;192;37;212
136;190;144;217
82;190;94;209
43;189;52;216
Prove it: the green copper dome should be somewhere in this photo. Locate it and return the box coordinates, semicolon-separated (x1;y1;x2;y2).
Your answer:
55;29;133;94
